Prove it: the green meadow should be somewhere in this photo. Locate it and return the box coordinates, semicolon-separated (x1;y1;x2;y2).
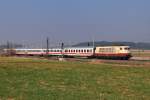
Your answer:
0;57;150;100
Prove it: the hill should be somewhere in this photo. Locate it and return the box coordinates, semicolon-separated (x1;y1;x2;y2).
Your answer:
73;41;150;50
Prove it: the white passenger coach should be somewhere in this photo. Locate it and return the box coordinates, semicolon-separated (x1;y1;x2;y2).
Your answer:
4;46;132;60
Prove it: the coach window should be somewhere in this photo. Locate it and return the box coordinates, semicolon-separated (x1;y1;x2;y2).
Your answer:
104;49;106;52
110;48;112;52
87;50;89;52
103;49;106;52
76;50;78;52
106;48;109;52
37;50;41;52
99;48;101;52
120;48;122;50
103;48;105;52
79;50;80;52
101;48;103;52
104;48;107;52
125;48;129;50
90;49;92;52
105;48;107;52
109;49;111;52
101;48;102;52
106;48;108;52
84;50;86;52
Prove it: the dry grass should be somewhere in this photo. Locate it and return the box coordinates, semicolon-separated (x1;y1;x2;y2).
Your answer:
131;49;150;57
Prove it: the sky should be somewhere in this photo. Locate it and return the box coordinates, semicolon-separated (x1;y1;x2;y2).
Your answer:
0;0;150;47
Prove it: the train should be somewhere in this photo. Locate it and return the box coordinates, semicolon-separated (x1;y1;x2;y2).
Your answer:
5;46;132;60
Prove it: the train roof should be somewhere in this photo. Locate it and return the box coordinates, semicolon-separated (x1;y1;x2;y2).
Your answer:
96;46;130;47
14;46;130;50
15;48;62;50
64;46;94;49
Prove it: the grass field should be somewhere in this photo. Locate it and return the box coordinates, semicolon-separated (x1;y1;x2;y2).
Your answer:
0;57;150;100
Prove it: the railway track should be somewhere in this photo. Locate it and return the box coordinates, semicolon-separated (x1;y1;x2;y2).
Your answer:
56;57;150;67
11;55;150;67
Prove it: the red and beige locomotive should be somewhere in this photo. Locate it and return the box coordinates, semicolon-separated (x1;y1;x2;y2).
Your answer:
9;46;131;60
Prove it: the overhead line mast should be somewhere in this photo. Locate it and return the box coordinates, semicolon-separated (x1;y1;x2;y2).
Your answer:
46;37;49;55
92;35;96;56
